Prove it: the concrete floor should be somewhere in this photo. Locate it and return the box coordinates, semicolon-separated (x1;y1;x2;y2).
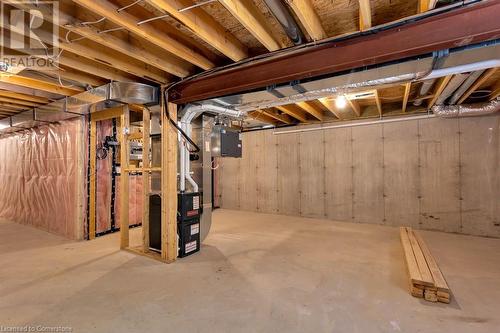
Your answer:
1;210;499;333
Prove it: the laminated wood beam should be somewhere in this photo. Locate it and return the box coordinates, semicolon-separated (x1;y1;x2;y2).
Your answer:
358;0;372;31
169;1;500;104
219;0;283;51
161;101;178;262
148;0;248;62
72;0;214;70
287;0;326;41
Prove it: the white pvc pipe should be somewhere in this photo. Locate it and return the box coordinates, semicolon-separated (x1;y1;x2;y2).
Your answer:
273;113;436;135
179;103;243;193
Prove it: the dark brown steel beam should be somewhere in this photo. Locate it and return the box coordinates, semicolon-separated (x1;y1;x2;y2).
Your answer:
169;0;500;104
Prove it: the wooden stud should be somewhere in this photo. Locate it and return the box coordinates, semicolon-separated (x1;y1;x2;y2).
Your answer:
296;101;324;121
142;106;151;253
400;227;424;285
149;0;248;62
89;115;97;240
402;82;411;112
219;0;283;51
275;105;308;122
414;231;451;293
120;105;131;249
288;0;327;41
358;0;372;31
161;100;178;262
428;75;452;109
457;68;498;104
407;229;434;287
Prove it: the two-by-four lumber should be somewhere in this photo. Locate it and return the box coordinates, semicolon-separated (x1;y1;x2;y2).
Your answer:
120;105;131;249
400;227;425;286
407;228;434;287
414;231;450;294
142;106;151;253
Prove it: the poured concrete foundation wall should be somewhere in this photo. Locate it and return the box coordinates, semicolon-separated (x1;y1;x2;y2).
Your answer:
219;114;500;237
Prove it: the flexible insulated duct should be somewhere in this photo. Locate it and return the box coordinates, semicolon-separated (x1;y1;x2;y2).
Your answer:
432;98;500;118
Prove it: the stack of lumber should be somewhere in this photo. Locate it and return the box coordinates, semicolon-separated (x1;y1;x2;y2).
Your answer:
400;227;451;303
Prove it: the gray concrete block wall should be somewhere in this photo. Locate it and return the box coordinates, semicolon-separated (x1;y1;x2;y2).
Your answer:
219;114;500;238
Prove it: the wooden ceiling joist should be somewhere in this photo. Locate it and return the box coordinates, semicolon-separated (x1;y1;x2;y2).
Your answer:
346;98;361;117
148;0;248;62
287;0;326;41
40;67;106;88
72;0;214;70
0;76;83;96
296;101;323;121
428;75;452;109
248;110;278;125
275;105;308;122
374;90;382;116
457;68;498;104
219;0;283;51
489;80;500;101
0;91;50;104
358;0;372;31
262;109;293;124
419;0;438;13
402;83;411;112
0;97;42;108
57;34;169;84
318;98;342;119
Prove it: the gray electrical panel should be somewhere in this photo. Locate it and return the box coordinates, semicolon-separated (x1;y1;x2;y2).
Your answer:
211;125;242;158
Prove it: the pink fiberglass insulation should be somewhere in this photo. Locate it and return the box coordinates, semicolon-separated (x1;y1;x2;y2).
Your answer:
95;120;113;234
0;119;81;239
114;175;143;228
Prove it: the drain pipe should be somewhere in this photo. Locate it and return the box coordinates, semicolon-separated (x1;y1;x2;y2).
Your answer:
432;98;499;118
179;103;243;193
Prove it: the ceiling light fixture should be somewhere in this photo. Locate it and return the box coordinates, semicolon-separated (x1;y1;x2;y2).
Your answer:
335;95;347;109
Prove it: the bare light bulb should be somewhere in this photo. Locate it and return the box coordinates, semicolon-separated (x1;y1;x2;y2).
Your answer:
335;95;347;109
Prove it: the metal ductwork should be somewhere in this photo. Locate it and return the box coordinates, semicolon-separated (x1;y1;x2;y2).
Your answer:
434;73;470;105
432;98;499;118
448;70;485;105
413;79;436;106
0;82;158;134
264;0;305;45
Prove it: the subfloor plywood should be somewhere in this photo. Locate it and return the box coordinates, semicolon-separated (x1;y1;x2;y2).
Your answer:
2;211;500;332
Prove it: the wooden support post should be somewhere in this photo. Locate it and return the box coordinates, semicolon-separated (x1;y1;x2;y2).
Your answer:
89;116;97;240
161;100;178;262
142;106;150;252
120;105;130;249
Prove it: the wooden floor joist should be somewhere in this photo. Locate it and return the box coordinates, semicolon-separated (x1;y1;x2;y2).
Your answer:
400;227;451;303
